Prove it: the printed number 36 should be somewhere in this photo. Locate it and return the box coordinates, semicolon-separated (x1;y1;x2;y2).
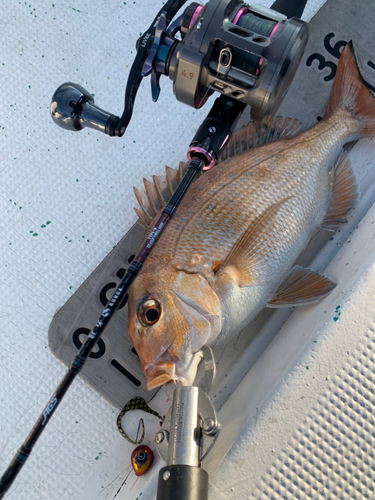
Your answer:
306;33;347;81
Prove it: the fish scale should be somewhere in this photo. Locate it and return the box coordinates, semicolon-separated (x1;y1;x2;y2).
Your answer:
158;124;336;268
128;45;375;390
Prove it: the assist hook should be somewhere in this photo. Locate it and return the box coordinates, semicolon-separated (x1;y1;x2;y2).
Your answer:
117;396;163;445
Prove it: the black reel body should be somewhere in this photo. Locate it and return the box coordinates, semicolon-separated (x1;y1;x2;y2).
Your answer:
50;0;308;135
168;1;308;121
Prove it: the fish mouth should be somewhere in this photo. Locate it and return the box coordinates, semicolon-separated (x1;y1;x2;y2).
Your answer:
144;351;192;390
145;363;178;390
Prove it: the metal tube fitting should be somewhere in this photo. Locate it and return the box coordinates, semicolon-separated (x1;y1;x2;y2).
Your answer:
167;386;200;467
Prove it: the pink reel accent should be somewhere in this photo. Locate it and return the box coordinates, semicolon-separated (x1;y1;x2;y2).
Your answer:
189;5;204;29
232;6;249;25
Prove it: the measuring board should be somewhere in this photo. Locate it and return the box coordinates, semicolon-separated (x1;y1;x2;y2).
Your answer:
48;223;154;405
48;0;375;410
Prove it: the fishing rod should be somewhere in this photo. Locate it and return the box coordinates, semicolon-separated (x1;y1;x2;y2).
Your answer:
0;0;309;497
0;89;245;500
0;163;200;499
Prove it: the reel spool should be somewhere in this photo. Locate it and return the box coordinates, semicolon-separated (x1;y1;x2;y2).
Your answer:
168;1;308;121
50;0;308;136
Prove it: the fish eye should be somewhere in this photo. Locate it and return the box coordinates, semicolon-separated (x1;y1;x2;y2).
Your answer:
137;299;161;326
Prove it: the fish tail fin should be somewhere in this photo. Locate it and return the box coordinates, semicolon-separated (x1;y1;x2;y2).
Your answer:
325;41;375;137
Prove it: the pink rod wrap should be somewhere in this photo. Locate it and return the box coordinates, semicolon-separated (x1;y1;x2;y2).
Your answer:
187;147;215;171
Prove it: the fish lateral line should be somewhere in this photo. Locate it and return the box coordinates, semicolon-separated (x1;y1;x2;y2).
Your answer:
127;44;375;396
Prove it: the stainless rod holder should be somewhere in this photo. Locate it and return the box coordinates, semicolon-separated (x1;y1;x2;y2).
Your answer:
167;386;200;467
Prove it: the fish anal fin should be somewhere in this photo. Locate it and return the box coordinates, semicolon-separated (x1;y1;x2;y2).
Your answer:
215;198;290;287
267;266;336;307
322;151;359;229
218;116;302;163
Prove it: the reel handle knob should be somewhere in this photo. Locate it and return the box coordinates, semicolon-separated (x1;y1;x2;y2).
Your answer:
50;83;119;136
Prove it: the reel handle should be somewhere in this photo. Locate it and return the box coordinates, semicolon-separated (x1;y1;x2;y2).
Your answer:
50;83;119;135
50;0;188;137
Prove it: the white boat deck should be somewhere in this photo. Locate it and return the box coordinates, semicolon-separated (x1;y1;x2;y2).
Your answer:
1;1;375;499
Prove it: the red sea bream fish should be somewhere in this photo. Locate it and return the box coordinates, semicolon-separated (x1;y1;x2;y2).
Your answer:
128;43;375;390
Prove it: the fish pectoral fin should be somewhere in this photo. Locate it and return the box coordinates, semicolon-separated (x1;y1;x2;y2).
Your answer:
267;266;337;308
215;198;291;287
321;151;359;229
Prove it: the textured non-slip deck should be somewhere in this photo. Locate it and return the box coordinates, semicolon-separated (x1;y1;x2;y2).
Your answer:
1;1;375;500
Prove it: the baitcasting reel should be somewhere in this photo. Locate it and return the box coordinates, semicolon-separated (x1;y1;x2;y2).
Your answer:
0;3;310;498
50;0;308;137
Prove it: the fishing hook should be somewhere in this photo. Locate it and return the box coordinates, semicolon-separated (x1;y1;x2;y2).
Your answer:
116;396;163;445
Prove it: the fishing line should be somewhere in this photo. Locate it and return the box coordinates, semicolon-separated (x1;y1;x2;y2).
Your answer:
171;70;221;148
0;154;205;499
232;12;280;75
193;63;226;114
112;469;133;499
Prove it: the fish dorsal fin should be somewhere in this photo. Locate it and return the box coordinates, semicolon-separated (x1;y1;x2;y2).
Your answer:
215;198;291;287
321;151;359;229
218;116;302;162
267;266;337;307
133;117;302;228
133;162;189;229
